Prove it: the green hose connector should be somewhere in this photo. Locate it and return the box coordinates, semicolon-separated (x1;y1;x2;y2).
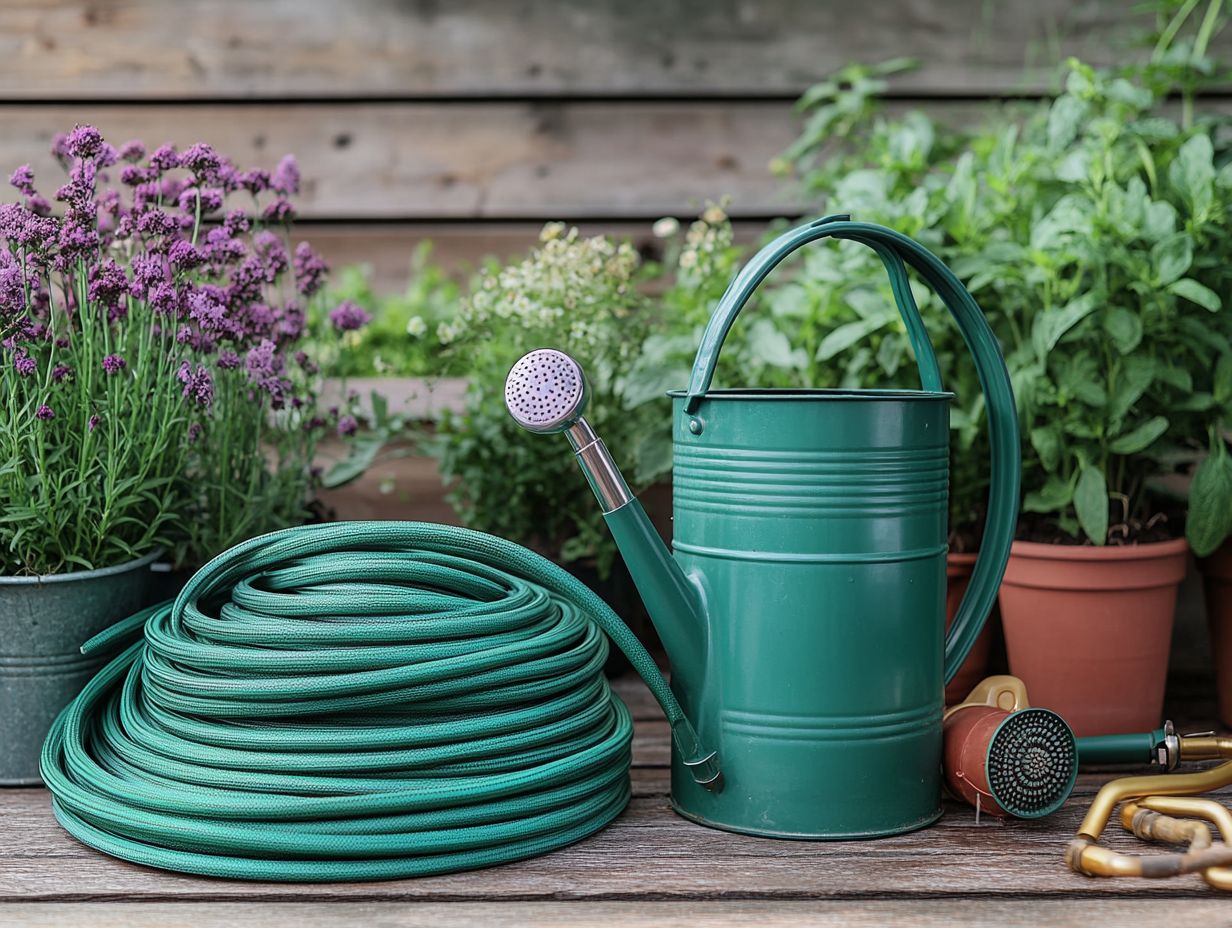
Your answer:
41;521;722;881
1077;726;1176;768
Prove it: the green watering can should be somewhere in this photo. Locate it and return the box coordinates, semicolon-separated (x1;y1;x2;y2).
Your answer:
505;216;1020;838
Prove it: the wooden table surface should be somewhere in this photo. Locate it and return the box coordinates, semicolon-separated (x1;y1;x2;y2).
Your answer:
2;674;1229;927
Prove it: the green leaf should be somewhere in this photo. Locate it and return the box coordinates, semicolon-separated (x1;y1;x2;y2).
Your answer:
1155;365;1193;392
1023;476;1073;514
1109;357;1156;420
1103;307;1143;354
747;318;799;368
816;316;891;361
1168;132;1215;217
1142;200;1177;241
1152;233;1194;285
1047;95;1087;152
876;331;905;377
1074;465;1109;545
1175;392;1215;412
1109;416;1169;454
1189;453;1232;556
1106;78;1153;109
1058;355;1107;407
1031;292;1098;360
632;430;674;486
1030;194;1092;249
1030;426;1061;471
322;434;384;489
1215;354;1232;407
1168;277;1221;312
369;390;389;425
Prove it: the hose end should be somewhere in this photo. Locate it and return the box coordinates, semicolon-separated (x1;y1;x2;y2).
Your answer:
683;751;724;792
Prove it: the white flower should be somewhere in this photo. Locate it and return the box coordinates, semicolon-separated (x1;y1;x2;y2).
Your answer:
702;203;728;225
652;216;680;238
539;221;566;242
406;315;427;337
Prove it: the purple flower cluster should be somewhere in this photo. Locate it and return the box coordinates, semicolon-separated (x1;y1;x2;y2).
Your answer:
177;361;214;408
329;300;372;332
2;125;365;442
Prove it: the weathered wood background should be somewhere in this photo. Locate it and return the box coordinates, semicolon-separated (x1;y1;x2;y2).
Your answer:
0;1;1220;669
0;0;1220;289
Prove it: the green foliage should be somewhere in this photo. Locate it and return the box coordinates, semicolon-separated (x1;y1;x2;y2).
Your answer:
0;287;188;574
431;224;661;574
779;12;1232;546
308;242;463;378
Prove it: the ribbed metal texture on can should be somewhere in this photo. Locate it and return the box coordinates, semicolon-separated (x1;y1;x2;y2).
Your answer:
667;389;951;838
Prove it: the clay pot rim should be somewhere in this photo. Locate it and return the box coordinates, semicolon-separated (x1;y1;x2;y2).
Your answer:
947;551;979;566
1009;537;1188;562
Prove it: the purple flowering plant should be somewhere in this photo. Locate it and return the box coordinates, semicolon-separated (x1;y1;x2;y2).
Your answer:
0;126;364;574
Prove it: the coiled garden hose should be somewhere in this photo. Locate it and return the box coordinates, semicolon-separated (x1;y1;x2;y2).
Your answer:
41;521;720;881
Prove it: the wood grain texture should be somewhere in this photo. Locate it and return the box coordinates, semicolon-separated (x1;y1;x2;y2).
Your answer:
0;0;1217;99
2;674;1228;905
6;899;1232;928
0;102;811;219
303;219;765;291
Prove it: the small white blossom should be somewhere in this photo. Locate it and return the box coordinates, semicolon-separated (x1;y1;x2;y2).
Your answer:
406;315;427;337
653;216;680;238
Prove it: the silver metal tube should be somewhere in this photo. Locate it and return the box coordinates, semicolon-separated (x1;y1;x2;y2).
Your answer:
566;418;633;513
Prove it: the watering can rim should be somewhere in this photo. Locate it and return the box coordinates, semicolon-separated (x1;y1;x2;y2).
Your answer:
666;386;954;402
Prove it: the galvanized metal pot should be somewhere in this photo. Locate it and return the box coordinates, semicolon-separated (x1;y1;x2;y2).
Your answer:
0;549;160;785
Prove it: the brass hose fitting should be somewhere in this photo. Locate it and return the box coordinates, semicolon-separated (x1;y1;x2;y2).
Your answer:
1067;735;1232;890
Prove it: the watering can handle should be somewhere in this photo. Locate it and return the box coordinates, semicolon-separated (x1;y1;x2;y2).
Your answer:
682;215;1020;686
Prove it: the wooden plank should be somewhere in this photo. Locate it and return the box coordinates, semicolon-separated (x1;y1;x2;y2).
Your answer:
303;219;766;293
5;781;1232;901
3;669;1229;904
0;0;1223;99
6;899;1232;928
0;101;804;220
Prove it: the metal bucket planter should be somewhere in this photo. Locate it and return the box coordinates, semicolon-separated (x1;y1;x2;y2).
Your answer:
0;548;160;785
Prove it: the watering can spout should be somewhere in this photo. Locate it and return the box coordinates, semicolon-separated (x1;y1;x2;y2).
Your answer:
601;496;708;692
502;350;709;691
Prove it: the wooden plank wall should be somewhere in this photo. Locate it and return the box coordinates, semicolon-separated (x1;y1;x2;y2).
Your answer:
0;0;1215;289
0;3;1222;667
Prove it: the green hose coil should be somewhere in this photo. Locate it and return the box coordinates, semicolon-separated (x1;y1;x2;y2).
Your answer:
41;521;719;881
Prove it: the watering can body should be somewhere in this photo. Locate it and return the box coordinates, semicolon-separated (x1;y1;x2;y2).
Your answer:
664;389;951;837
600;217;1020;839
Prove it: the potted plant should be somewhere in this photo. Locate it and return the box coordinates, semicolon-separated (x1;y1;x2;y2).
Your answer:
775;4;1230;731
0;126;361;782
973;49;1230;735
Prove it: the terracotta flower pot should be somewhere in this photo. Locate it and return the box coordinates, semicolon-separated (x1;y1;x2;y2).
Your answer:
999;538;1188;737
944;552;996;705
1199;540;1232;728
